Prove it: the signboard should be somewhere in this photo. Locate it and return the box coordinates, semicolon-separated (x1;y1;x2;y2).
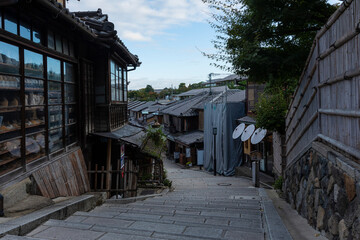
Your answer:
174;152;180;159
197;149;204;165
186;148;191;158
121;145;125;169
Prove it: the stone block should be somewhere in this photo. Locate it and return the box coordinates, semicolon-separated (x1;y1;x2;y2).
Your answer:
316;206;325;230
327;214;340;235
338;219;349;240
314;178;320;188
334;184;339;203
327;176;335;195
343;174;356;202
352;218;360;240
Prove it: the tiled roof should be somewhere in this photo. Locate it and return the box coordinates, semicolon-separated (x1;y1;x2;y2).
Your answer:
175;86;229;97
37;0;140;66
173;131;204;146
130;101;156;112
210;74;248;84
192;90;245;110
161;94;209;117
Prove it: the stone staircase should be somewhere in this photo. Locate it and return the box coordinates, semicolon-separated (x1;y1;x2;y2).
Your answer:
2;189;266;240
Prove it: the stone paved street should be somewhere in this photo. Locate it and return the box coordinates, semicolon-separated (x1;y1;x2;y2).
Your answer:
2;159;292;239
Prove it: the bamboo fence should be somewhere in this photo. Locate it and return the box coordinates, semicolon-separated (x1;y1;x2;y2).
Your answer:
285;0;360;165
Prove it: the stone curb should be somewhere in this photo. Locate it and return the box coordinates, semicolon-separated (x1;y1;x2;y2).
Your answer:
0;194;97;237
259;188;293;240
105;188;170;204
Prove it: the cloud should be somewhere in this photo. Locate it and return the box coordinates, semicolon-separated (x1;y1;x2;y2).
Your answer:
67;0;210;42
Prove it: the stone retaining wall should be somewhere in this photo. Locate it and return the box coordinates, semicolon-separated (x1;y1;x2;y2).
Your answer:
284;142;360;240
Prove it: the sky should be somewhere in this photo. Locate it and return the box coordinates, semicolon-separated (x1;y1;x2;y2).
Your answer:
67;0;341;90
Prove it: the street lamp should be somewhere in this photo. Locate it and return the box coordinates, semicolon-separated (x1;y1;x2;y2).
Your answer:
213;127;217;176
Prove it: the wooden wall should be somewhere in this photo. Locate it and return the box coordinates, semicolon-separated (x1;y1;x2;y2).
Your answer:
286;0;360;165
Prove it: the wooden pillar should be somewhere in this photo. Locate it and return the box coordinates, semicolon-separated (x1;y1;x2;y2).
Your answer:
106;138;112;198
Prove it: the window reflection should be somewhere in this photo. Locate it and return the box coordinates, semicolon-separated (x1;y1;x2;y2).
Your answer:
26;133;45;163
65;105;76;124
20;20;31;40
55;34;62;53
47;57;61;81
64;62;75;82
48;81;62;104
65;84;76;103
48;31;55;50
24;50;43;78
33;28;41;44
25;106;45;134
0;41;19;75
49;128;63;152
48;106;62;129
4;13;17;35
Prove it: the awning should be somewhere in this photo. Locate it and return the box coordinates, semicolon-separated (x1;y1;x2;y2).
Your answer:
174;131;204;146
92;124;143;141
237;115;256;125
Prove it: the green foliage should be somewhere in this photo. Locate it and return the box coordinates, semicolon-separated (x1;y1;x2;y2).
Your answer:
145;126;167;147
141;173;153;181
255;88;288;134
163;179;172;188
274;176;283;190
202;0;336;89
227;81;246;90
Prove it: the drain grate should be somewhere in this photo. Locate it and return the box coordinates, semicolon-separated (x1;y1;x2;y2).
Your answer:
217;183;232;186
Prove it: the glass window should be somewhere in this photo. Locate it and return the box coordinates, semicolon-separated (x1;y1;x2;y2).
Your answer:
0;41;19;75
124;71;127;101
65;84;76;103
48;81;62;104
25;106;45;134
47;57;61;81
0;138;22;175
55;34;62;53
20;20;31;40
63;39;69;55
69;41;75;57
64;62;75;82
4;13;17;35
24;50;43;78
65;105;76;125
0;106;22;142
25;79;45;106
33;27;41;44
48;105;62;129
66;125;76;145
26;133;45;163
48;31;55;50
49;128;63;153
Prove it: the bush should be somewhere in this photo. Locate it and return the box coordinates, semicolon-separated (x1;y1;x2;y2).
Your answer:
163;179;172;188
274;176;283;190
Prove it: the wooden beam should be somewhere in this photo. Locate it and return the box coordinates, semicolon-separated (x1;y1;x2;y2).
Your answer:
106;139;112;198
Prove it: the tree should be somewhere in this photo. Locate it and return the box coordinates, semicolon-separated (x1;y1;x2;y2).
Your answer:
178;83;188;93
144;85;155;93
202;0;336;90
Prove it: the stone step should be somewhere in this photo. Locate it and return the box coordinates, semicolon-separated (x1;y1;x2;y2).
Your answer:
26;219;226;240
1;235;47;240
99;202;262;217
68;210;263;233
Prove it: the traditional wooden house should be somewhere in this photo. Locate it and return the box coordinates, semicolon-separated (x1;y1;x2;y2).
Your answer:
0;0;140;198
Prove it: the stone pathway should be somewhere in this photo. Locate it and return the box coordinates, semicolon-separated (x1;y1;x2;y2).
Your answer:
1;159;292;239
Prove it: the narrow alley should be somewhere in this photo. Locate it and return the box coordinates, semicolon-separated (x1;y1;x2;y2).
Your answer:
2;159;292;240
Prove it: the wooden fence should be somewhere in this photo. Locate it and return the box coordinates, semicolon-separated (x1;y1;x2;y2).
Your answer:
87;158;138;198
286;0;360;165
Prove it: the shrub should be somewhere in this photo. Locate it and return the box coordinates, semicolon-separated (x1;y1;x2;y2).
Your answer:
274;176;283;190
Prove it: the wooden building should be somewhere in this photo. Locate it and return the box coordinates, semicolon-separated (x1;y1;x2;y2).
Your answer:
0;0;140;197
